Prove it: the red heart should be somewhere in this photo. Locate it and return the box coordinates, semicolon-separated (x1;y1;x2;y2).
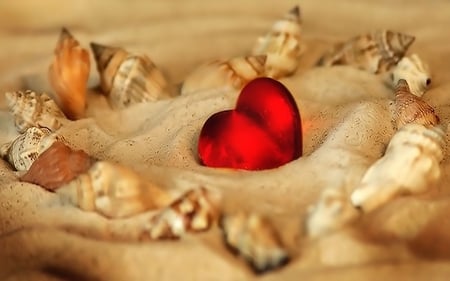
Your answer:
198;77;302;170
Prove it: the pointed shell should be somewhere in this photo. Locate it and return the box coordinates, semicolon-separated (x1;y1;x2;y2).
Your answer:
394;79;439;129
181;55;267;95
48;28;90;120
60;161;171;218
318;30;415;74
141;187;221;240
90;42;174;109
0;127;61;171
220;212;289;273
20;141;94;191
6;90;66;133
251;6;303;78
391;54;431;97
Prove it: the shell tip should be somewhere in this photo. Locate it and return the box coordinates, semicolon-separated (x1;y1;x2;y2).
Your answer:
289;5;300;18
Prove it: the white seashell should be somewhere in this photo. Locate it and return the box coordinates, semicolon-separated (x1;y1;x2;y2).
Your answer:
90;43;174;109
351;123;445;212
318;30;415;74
220;212;289;273
5;90;66;133
181;55;266;95
60;161;171;218
140;187;221;240
0;127;61;171
251;6;304;79
391;54;431;97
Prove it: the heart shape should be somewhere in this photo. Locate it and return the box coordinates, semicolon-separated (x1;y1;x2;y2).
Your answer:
198;77;302;170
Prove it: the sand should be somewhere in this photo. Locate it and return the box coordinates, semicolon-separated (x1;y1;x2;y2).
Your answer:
1;0;450;280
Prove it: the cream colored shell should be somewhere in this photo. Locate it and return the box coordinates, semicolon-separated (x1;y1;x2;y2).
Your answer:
6;90;66;133
391;54;431;97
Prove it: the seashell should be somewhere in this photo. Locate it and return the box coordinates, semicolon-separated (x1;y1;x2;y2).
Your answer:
317;30;415;74
5;90;66;133
90;42;174;109
391;54;431;97
351;123;445;212
20;141;94;191
48;28;90;120
141;187;221;240
394;79;439;129
181;55;267;95
251;6;304;79
0;127;61;171
60;161;171;218
220;212;289;274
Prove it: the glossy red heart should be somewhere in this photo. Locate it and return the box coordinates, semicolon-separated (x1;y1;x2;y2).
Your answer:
198;77;302;170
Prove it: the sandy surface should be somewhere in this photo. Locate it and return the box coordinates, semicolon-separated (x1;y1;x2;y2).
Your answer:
1;0;450;280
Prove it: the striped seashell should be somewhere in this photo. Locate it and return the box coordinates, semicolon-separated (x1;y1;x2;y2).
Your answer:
251;6;304;79
90;42;174;109
181;55;267;95
317;30;415;74
60;161;171;218
220;212;289;274
141;187;221;240
391;54;431;97
351;123;445;212
0;127;61;171
6;90;66;133
394;79;439;129
20;141;94;191
48;28;90;120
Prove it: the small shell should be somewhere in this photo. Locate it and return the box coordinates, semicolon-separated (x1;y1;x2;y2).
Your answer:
6;90;66;133
0;127;61;171
351;123;445;212
90;42;174;109
20;141;94;191
394;79;439;129
220;212;289;274
140;187;221;240
251;6;303;79
60;161;171;218
391;54;431;97
48;28;90;120
317;30;415;74
181;55;267;95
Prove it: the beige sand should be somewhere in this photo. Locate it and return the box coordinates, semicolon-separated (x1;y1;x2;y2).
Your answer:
1;0;450;280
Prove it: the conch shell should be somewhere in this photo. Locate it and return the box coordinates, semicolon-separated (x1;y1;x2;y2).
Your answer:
21;141;94;191
90;42;174;109
59;161;171;218
181;55;267;95
0;127;61;171
140;187;221;240
394;79;439;129
5;90;66;133
251;6;303;79
317;30;415;74
48;28;90;120
220;212;289;273
391;54;431;97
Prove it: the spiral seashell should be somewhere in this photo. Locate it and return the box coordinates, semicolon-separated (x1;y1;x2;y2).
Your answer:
391;54;431;97
317;30;415;74
48;28;90;120
351;123;445;212
220;212;289;274
251;6;303;79
90;42;174;109
181;55;267;95
394;79;439;129
140;187;221;240
5;90;66;133
60;161;171;218
0;127;61;171
20;141;94;191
